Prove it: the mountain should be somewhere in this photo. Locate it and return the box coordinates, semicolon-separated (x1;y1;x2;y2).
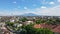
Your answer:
20;13;38;16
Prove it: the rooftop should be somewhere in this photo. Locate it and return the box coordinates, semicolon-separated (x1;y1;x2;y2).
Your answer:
33;23;60;32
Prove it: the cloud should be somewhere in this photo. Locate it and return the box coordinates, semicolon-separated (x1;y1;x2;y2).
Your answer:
0;9;23;16
0;5;60;16
49;2;55;4
0;11;11;16
0;7;32;16
13;1;17;4
33;5;60;16
41;6;47;8
40;0;48;4
24;7;28;10
57;0;60;2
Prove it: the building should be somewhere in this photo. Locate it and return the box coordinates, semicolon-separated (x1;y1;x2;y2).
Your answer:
22;21;34;25
33;23;60;34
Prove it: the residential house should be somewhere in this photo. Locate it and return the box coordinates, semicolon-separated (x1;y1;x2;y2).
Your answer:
33;23;60;34
22;21;34;25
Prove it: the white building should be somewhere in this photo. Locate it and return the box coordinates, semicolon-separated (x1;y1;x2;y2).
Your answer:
17;24;23;27
24;21;34;25
10;19;15;22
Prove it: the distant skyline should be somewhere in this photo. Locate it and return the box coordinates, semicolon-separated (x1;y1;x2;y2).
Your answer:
0;0;60;16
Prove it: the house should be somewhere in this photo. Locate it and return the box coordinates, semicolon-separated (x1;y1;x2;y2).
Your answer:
1;27;10;34
10;19;15;22
13;23;23;27
52;25;60;34
33;23;60;34
17;24;23;27
22;21;34;25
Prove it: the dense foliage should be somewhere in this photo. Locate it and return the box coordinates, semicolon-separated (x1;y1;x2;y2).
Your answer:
20;24;53;34
5;17;60;34
19;17;27;22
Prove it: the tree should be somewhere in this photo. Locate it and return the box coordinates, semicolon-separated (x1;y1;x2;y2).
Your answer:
55;19;60;24
21;24;53;34
35;20;41;24
35;28;53;34
35;19;44;24
6;22;14;26
20;29;27;34
44;28;53;34
21;24;36;34
19;17;27;22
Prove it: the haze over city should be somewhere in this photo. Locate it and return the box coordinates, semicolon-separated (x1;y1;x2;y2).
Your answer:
0;0;60;16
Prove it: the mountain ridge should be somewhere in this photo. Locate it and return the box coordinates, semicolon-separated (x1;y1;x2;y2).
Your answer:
20;13;39;16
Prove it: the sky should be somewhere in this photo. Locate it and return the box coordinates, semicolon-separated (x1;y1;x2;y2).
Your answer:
0;0;60;16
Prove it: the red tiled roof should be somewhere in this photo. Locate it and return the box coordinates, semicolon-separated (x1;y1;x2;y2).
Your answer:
52;25;60;32
34;24;41;28
33;23;60;32
34;23;49;28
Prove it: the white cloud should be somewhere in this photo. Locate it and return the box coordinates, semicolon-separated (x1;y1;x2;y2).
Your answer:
49;2;55;4
41;6;47;8
24;7;28;10
0;7;31;16
33;5;60;16
40;0;48;4
0;5;60;16
0;11;11;16
0;9;23;16
58;0;60;2
13;1;16;4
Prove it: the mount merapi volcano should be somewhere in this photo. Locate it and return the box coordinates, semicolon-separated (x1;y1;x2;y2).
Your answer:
20;13;39;16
